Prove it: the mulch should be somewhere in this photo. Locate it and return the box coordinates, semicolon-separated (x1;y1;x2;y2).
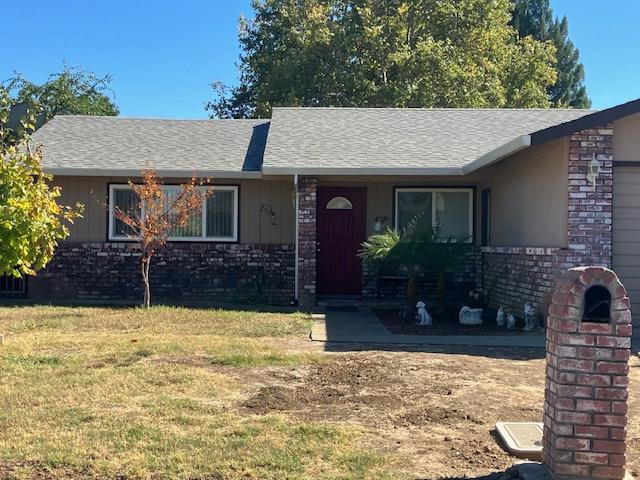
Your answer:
374;309;541;336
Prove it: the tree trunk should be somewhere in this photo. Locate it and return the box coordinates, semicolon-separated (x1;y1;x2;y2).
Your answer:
141;255;152;308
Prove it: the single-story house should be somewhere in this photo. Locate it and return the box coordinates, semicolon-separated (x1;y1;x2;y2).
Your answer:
6;99;640;323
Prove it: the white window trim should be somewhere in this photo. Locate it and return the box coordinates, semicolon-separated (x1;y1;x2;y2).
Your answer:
394;187;474;242
108;184;239;242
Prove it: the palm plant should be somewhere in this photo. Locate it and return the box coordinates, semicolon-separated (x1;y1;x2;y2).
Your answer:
359;214;470;307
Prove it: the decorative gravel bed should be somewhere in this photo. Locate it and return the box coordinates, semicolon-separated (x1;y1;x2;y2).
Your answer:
374;308;543;336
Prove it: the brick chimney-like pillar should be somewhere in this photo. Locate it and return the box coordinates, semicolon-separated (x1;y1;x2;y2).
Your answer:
297;177;317;308
543;267;632;480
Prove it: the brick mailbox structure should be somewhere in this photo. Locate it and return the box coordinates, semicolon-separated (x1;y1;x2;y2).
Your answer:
543;266;632;480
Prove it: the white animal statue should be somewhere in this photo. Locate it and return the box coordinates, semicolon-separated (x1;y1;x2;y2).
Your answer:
507;313;516;330
459;306;483;326
496;306;506;327
416;301;432;326
523;303;537;332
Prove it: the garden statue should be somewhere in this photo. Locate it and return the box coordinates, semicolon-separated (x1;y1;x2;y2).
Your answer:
507;313;516;329
496;306;505;327
459;306;483;325
523;303;537;331
416;301;432;326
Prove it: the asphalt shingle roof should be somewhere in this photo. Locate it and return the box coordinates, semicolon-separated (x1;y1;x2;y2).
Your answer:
31;107;599;175
32;116;270;174
263;107;596;172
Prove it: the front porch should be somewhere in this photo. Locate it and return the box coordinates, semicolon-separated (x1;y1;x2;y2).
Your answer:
294;121;613;322
310;307;546;348
296;176;483;308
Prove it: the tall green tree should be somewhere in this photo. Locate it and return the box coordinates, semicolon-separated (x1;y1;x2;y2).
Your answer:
0;87;83;278
6;64;119;120
208;0;558;118
511;0;590;108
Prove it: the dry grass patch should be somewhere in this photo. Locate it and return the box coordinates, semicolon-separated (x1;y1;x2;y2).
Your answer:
0;306;400;480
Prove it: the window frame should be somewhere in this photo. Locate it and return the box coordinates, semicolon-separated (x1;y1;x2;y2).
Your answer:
108;184;239;243
393;187;474;242
481;188;491;247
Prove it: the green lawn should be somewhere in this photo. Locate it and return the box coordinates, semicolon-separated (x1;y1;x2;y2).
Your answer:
0;306;400;480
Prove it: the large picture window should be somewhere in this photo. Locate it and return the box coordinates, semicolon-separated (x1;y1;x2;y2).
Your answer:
394;188;473;240
108;184;239;242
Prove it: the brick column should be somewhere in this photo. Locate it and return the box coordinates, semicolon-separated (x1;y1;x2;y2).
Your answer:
543;267;632;480
297;177;317;307
565;125;614;267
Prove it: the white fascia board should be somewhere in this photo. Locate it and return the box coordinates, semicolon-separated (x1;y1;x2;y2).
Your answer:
461;135;531;175
261;166;465;176
43;167;263;179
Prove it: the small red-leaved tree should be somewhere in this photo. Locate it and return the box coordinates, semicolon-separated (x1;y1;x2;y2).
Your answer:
112;170;209;308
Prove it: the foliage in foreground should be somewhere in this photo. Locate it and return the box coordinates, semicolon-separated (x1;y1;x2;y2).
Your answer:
209;0;557;118
0;89;82;277
0;306;400;479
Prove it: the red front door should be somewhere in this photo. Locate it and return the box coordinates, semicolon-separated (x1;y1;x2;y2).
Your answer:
317;187;367;296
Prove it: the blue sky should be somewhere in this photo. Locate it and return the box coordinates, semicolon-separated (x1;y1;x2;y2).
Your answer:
1;0;638;118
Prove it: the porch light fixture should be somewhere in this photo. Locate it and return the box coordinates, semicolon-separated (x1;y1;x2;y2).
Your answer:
373;216;387;233
586;152;601;190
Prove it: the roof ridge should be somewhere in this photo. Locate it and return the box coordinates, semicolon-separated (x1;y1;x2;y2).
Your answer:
50;115;270;122
271;106;598;112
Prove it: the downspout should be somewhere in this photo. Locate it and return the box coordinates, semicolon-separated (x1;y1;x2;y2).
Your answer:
293;174;299;305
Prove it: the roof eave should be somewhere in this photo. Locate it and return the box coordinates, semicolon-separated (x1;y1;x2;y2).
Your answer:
261;166;465;176
43;167;263;179
530;98;640;145
461;135;532;174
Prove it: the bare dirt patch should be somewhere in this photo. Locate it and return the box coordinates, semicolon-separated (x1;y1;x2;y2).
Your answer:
0;460;101;480
237;349;640;479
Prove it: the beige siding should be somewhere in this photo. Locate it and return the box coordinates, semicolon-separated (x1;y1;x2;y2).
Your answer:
239;179;294;244
317;148;568;248
55;137;569;249
613;166;640;325
614;113;640;161
479;138;568;247
54;176;295;244
55;176;109;242
316;176;481;239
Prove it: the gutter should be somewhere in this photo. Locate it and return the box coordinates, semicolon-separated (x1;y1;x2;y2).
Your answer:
262;166;464;176
293;174;300;306
42;167;263;179
461;135;531;174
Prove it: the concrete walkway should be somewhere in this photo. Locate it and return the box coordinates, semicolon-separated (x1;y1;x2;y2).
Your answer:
310;308;546;348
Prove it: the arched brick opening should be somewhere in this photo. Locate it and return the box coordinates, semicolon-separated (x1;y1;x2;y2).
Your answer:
543;267;632;480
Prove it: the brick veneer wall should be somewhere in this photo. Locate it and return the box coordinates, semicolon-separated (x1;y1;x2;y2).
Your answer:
481;247;561;314
29;242;295;305
482;125;614;317
543;267;631;480
297;177;317;307
362;249;480;302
